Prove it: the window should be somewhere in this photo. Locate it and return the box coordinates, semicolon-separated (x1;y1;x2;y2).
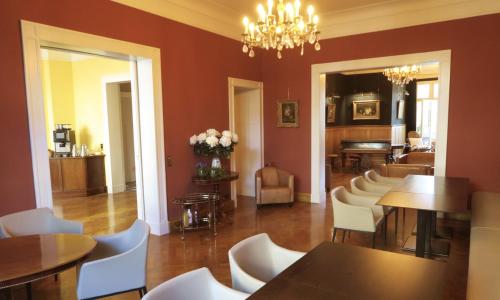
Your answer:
416;80;439;140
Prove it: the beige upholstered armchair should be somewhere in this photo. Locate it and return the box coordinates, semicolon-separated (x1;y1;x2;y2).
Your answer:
255;167;294;208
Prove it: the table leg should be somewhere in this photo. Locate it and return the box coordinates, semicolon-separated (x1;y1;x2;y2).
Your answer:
213;196;217;236
26;282;32;300
415;210;429;258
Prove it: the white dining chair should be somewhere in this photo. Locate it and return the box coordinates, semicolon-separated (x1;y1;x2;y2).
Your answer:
331;186;385;248
350;176;398;239
228;233;305;294
0;207;83;237
143;267;250;300
364;169;404;186
76;219;150;300
365;169;408;233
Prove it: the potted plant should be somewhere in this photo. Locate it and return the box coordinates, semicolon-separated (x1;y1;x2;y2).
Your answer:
189;129;238;178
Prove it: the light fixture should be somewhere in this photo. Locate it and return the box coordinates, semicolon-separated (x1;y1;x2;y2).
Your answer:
241;0;321;59
383;65;422;85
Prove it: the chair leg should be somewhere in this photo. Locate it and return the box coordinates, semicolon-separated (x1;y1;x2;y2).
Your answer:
342;230;346;243
395;208;399;238
143;287;148;295
139;289;143;298
371;233;376;249
139;286;147;298
332;228;337;242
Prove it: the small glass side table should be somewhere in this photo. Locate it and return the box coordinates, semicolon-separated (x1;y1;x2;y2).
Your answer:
174;193;219;240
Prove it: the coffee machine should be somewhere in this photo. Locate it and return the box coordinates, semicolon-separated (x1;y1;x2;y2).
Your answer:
53;124;75;157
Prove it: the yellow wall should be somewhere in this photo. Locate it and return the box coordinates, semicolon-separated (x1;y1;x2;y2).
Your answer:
41;54;130;151
41;59;76;149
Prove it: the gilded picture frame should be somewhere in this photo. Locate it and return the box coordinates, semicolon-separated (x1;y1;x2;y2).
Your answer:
352;99;380;120
277;101;299;127
326;104;336;124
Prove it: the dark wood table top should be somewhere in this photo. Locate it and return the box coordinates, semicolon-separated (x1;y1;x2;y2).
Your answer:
249;242;446;300
0;234;96;288
192;171;239;185
377;175;469;213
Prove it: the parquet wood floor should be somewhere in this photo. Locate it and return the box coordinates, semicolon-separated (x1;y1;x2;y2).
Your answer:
5;172;470;299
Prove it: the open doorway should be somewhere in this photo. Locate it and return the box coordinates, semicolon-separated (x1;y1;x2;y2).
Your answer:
228;78;264;206
21;21;168;235
323;62;440;189
41;48;138;234
310;51;451;203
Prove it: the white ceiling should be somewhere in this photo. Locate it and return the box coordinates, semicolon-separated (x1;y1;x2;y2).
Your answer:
112;0;500;40
210;0;391;15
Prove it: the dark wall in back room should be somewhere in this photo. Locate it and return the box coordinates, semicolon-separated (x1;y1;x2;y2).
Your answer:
326;73;405;126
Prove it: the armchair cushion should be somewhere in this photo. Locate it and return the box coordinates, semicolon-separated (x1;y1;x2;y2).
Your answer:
261;187;291;204
261;167;279;187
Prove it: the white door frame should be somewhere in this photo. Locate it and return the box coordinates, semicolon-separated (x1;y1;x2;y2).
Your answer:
102;74;130;195
228;77;265;206
21;21;169;235
311;50;451;203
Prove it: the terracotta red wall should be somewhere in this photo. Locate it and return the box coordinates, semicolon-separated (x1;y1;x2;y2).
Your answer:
0;0;261;217
262;13;500;195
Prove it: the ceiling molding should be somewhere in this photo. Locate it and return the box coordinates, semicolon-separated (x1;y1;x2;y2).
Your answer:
319;0;500;38
112;0;500;41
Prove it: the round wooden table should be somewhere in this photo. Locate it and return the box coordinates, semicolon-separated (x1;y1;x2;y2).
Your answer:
0;234;96;297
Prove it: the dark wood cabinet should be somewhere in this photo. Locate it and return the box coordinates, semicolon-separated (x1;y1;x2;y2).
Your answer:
49;155;107;197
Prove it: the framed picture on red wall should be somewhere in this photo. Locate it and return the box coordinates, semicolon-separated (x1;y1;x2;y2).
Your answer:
277;101;299;127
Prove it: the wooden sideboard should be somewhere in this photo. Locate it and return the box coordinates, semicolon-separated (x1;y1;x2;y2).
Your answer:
49;155;107;197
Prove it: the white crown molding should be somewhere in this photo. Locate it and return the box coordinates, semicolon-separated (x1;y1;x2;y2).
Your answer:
319;0;500;38
112;0;500;41
111;0;242;40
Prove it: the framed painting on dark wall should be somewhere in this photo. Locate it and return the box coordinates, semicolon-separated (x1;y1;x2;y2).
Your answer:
353;99;380;120
326;104;336;124
397;100;405;119
277;101;299;127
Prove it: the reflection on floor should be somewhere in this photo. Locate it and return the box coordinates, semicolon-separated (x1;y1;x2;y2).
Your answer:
53;191;137;235
12;172;469;299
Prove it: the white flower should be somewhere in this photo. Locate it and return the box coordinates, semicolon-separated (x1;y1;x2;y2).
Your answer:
197;132;207;143
222;130;232;138
189;135;197;145
206;136;219;148
206;129;220;137
232;133;239;143
220;136;232;147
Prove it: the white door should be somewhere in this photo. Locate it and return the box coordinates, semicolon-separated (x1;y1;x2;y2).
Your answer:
234;88;262;197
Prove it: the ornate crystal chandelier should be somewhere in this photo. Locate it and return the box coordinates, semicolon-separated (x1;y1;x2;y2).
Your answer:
383;65;422;85
241;0;320;59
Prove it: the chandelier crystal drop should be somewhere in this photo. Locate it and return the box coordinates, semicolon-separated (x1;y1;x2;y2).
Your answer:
241;0;320;59
383;65;422;86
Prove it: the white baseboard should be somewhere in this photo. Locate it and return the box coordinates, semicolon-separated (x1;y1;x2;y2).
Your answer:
149;219;170;236
109;183;126;194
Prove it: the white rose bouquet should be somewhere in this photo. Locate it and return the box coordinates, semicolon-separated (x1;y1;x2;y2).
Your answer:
189;128;238;158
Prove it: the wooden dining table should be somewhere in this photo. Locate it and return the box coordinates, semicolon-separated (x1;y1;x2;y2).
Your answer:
249;242;446;300
0;234;96;299
377;175;469;258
